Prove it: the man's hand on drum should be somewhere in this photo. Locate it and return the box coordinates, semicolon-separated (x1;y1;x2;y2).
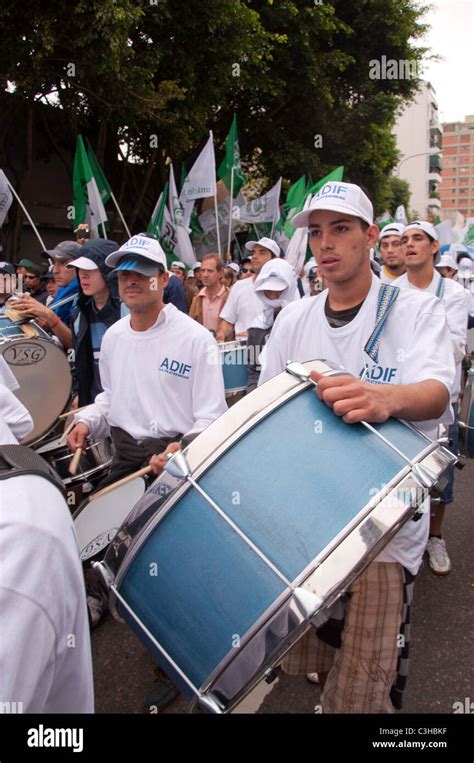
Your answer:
67;423;90;453
310;371;392;424
10;295;54;326
149;442;181;475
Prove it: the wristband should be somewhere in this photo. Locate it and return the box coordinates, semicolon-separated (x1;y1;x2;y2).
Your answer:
50;315;61;330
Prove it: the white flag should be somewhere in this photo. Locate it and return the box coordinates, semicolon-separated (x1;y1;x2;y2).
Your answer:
435;220;453;247
162;164;196;267
180;132;216;229
0;170;13;228
286;193;312;275
87;176;108;231
394;205;408;225
236;178;282;224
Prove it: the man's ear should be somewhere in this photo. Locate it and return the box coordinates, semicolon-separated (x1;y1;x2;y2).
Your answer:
367;224;380;249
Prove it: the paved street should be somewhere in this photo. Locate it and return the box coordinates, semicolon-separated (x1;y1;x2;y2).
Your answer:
92;459;473;715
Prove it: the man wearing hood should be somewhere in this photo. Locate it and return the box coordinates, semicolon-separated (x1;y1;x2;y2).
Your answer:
246;258;299;392
67;239;125;406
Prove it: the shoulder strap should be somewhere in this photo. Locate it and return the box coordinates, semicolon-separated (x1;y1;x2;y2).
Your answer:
0;445;65;495
363;284;400;364
436;275;445;300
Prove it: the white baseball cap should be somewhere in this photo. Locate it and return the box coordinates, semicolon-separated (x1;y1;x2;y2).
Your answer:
292;182;374;228
227;262;240;274
402;220;439;242
67;256;99;271
171;261;186;270
436;254;458;271
378;222;405;241
192;262;202;271
105;235;168;272
245;237;280;258
186;270;195;279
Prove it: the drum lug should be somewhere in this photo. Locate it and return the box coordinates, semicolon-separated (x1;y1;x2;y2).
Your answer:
264;666;281;684
91;560;115;590
292;587;324;619
164;451;191;481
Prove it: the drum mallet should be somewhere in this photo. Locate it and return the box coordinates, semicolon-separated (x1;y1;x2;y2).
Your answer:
69;447;83;476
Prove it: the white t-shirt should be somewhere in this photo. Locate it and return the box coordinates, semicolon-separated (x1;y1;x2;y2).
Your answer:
0;475;94;713
0;357;19;391
219;277;262;336
393;271;469;401
77;303;227;442
259;275;455;575
0;384;33;443
380;266;402;285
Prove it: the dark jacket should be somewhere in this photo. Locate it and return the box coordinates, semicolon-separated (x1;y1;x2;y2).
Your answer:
71;240;124;405
164;274;188;313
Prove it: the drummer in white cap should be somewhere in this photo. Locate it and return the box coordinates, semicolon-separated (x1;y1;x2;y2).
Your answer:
216;237;281;342
259;181;455;713
67;235;227;485
377;222;406;283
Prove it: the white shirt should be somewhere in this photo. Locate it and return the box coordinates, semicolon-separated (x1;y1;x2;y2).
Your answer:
0;384;33;443
0;475;94;713
76;303;227;442
219;277;262;336
0;357;19;391
393;271;469;401
380;265;402;284
259;275;456;575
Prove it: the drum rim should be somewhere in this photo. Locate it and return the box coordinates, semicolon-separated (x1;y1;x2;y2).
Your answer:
105;360;440;587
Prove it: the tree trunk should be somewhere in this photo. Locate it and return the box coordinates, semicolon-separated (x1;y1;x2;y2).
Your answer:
12;102;34;261
128;148;158;233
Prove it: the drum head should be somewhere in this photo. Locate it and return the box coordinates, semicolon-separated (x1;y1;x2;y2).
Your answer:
74;477;147;562
0;338;72;445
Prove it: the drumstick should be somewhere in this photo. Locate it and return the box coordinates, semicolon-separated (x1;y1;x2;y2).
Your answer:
58;420;76;446
69;447;83;476
89;465;152;503
58;405;91;419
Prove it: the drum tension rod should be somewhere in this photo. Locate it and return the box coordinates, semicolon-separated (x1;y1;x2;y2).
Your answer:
285;362;436;490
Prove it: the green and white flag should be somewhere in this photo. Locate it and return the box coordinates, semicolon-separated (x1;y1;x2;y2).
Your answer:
464;224;474;246
217;114;247;198
86;141;112;205
0;169;13;228
394;205;408;225
235;178;282;225
180;132;217;228
73;136;108;232
161;164;196;267
147;182;169;239
286;193;313;274
375;210;393;230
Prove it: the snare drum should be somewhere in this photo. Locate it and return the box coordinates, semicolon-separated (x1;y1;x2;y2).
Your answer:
96;360;455;713
74;476;147;563
0;314;72;445
219;340;248;397
36;437;113;488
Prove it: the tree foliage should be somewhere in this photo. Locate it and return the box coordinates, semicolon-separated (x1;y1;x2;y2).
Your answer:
0;0;431;230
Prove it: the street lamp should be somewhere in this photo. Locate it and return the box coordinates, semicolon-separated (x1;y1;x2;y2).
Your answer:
396;151;439;176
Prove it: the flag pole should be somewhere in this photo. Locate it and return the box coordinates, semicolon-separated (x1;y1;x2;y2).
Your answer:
214;194;221;255
226;166;235;258
101;221;108;239
6;178;46;250
110;192;131;237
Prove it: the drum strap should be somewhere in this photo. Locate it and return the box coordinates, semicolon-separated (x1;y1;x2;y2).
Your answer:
436;275;445;300
0;444;65;494
363;284;400;364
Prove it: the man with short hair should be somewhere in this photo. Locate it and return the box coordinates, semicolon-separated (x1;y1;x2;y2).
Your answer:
189;253;229;335
259;182;454;713
239;257;253;280
23;264;48;305
395;220;470;575
11;241;81;349
216;237;279;341
68;239;124;406
192;262;203;289
377;223;406;283
163;259;188;313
